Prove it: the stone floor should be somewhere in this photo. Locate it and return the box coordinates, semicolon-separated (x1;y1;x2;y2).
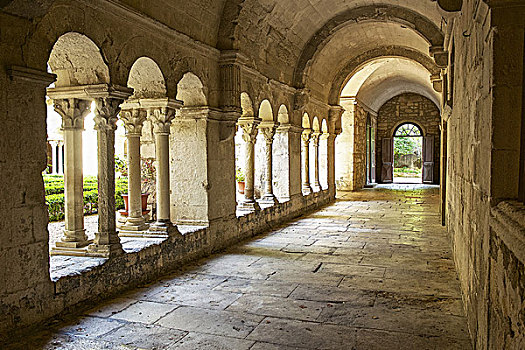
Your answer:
8;184;471;349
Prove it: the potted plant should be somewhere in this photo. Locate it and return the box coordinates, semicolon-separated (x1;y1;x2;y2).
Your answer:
236;167;245;194
117;156;153;217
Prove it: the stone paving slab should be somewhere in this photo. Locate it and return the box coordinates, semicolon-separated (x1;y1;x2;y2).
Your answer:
5;184;472;349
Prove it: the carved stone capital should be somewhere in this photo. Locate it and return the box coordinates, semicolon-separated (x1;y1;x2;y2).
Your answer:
259;124;276;144
148;107;177;134
302;129;312;145
54;98;91;130
120;109;147;135
240;122;259;144
311;132;321;147
94;97;123;131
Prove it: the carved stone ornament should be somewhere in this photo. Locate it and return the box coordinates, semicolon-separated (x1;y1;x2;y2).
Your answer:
54;98;91;130
120;109;148;135
94;98;123;131
241;123;259;144
148;107;177;134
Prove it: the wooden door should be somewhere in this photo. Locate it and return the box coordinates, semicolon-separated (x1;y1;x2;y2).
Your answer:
423;135;435;183
381;137;393;183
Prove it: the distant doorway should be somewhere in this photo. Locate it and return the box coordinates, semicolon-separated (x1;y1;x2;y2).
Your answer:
393;123;423;183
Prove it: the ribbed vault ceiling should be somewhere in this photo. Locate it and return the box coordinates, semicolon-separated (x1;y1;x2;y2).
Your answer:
341;58;440;112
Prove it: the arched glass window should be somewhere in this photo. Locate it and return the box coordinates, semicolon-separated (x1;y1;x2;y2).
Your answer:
395;123;422;137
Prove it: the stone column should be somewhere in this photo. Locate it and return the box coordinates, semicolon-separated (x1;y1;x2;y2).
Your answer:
49;141;58;174
120;109;148;231
302;129;312;195
328;106;343;197
51;98;91;251
87;98;124;257
148;106;177;233
58;141;64;174
311;132;321;192
238;120;261;212
259;123;278;205
319;132;329;189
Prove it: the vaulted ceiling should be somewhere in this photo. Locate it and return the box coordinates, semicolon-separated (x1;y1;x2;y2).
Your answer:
3;0;445;109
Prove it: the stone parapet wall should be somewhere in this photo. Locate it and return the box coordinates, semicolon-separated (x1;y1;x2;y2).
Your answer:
489;201;525;349
446;1;525;348
0;190;333;339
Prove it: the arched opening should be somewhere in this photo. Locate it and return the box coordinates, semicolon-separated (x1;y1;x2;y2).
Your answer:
118;57;168;228
255;99;274;201
392;123;423;184
319;119;329;190
45;32;112;262
235;92;255;208
274;104;292;201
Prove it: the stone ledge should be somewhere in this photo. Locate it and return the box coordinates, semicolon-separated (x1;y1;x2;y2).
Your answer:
490;200;525;264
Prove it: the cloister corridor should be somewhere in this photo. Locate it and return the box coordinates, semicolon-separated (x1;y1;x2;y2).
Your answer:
4;185;471;350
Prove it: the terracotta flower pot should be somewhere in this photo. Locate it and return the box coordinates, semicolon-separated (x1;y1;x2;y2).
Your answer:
237;181;245;194
120;193;150;216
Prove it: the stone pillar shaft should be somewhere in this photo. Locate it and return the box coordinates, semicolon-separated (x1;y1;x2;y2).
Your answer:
58;142;64;174
311;132;321;191
88;98;124;257
120;109;148;231
260;125;277;204
239;121;261;212
302;130;312;194
53;98;91;249
244;133;256;201
149;106;177;232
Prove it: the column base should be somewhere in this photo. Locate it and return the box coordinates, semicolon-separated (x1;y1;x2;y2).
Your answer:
260;194;279;206
118;216;149;232
302;186;312;195
50;239;94;257
238;200;261;213
312;183;321;192
87;242;125;258
54;238;92;249
147;221;181;237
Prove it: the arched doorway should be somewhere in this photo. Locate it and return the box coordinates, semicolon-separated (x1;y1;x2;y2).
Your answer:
393;123;423;183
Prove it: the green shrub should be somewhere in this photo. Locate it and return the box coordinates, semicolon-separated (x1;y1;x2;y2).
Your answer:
45;176;129;222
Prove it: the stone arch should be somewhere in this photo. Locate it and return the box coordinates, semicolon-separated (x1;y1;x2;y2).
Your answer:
293;4;444;88
176;72;207;107
127;57;167;99
390;120;427;138
259;99;274;121
48;32;110;87
114;36;173;95
277;105;289;124
240;92;255;118
328;46;440;105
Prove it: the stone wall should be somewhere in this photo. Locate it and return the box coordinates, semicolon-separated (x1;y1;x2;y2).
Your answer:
335;99;367;191
446;1;525;348
376;93;440;183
